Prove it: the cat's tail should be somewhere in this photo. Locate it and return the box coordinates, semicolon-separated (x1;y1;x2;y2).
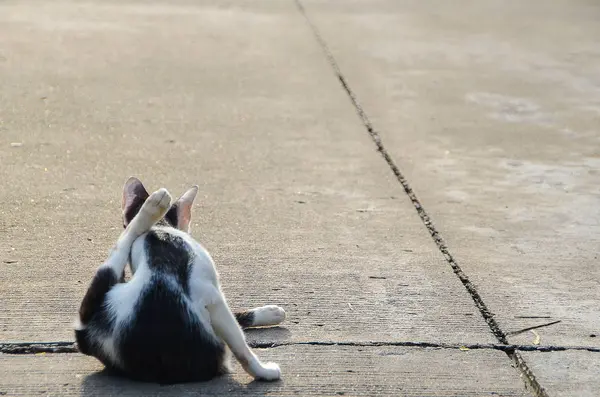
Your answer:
234;305;286;329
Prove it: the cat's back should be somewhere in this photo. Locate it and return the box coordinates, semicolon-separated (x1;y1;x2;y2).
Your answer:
117;228;226;383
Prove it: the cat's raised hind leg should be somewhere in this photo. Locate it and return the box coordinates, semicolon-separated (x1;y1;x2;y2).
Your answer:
76;188;172;327
235;305;286;329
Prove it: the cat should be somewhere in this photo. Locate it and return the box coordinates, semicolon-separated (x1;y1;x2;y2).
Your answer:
74;177;285;384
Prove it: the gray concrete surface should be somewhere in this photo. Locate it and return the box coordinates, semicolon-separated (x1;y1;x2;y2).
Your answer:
0;0;598;396
0;0;493;346
0;347;528;396
302;0;600;348
522;351;600;397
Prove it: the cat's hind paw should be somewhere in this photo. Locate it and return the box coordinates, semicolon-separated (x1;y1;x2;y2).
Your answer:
146;188;172;214
132;188;172;232
253;305;286;327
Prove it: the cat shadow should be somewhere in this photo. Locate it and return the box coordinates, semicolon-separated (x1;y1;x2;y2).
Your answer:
79;327;291;396
80;369;284;397
245;326;292;345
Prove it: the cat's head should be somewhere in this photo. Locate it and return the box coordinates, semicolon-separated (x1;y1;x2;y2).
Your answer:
121;176;198;233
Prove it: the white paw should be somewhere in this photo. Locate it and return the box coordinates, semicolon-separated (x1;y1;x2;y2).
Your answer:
254;305;286;327
130;188;172;233
255;362;281;381
140;188;171;220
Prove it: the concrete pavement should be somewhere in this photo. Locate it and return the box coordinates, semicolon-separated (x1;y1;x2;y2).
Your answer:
0;1;598;396
301;1;600;395
1;348;527;396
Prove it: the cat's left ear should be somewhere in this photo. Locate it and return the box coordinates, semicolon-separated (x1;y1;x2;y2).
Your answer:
122;177;150;227
173;186;198;232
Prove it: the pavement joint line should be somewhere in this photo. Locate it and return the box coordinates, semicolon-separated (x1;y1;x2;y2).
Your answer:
293;1;550;396
3;340;600;355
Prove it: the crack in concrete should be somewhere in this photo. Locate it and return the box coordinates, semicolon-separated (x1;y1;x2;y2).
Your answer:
3;340;600;355
255;341;600;354
293;1;551;396
1;342;77;354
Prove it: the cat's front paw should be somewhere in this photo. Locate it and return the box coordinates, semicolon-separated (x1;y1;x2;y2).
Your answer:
254;362;281;381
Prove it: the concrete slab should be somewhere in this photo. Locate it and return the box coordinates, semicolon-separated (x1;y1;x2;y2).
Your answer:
0;1;493;344
302;0;600;346
521;351;600;397
0;347;528;396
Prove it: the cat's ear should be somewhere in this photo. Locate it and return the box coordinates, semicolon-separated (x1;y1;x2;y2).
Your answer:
122;177;150;227
174;186;198;232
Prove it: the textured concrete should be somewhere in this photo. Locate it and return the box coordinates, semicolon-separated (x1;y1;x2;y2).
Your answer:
302;0;600;348
5;0;599;395
0;0;494;346
0;347;528;396
522;351;600;397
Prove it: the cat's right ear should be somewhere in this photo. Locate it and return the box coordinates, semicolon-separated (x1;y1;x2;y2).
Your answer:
122;177;150;228
174;185;198;232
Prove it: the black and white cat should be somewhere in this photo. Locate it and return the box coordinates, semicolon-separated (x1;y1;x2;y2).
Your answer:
74;177;285;383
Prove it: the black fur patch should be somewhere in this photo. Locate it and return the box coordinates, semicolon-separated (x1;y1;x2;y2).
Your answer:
79;267;118;324
145;230;192;294
235;310;255;329
76;267;119;364
164;204;179;228
75;328;93;356
118;276;226;383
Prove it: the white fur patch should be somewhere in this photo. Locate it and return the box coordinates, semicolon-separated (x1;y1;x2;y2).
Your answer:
105;262;150;327
97;333;121;368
